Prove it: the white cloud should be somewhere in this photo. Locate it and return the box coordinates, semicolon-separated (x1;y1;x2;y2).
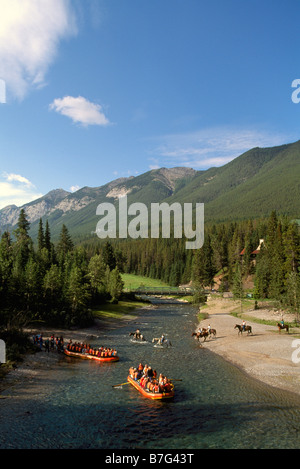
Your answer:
0;0;77;100
49;95;110;126
0;173;43;209
70;185;80;193
3;172;33;187
149;127;292;169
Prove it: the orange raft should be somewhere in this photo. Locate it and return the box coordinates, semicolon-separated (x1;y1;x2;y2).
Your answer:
64;349;119;362
127;375;174;400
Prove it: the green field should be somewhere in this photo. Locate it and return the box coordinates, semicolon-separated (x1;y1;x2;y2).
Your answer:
92;299;148;321
122;273;171;290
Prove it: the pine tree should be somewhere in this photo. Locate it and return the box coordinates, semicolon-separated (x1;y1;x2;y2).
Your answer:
87;254;106;296
57;224;74;260
13;209;32;271
232;261;244;313
107;267;124;303
0;231;13;309
67;265;90;314
268;221;285;301
24;257;40;313
283;223;300;276
192;235;215;289
254;241;271;299
37;218;45;251
44;220;52;252
102;241;116;270
285;271;300;322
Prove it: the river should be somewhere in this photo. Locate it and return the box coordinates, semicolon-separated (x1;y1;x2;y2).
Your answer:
1;298;300;449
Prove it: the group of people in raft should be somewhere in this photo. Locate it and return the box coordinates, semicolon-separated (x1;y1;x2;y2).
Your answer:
66;340;118;358
129;363;173;394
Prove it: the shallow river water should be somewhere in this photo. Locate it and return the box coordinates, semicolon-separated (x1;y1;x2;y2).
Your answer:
1;299;300;449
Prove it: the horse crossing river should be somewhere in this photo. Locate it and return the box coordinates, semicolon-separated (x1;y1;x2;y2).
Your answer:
1;298;300;449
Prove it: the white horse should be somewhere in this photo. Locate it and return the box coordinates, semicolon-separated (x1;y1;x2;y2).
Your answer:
152;337;172;348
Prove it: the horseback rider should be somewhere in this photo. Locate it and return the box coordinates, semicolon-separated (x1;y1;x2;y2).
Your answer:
242;320;246;332
160;334;165;345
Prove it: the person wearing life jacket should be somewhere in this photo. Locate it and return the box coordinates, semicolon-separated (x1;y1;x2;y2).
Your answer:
154;382;160;393
147;366;154;381
143;364;148;377
140;376;146;387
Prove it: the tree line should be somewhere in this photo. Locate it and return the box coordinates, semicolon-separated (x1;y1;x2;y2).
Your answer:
110;211;300;314
1;209;299;331
0;209;124;329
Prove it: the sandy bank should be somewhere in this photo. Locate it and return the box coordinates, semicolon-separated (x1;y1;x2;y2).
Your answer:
197;296;300;396
0;303;155;394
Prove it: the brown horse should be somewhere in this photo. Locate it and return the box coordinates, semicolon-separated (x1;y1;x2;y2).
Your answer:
129;332;146;341
234;324;252;335
192;331;209;342
277;323;289;333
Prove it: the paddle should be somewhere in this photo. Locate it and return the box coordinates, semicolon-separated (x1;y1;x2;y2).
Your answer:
112;382;130;388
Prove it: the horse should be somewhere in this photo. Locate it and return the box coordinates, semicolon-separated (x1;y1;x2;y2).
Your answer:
152;337;172;348
129;332;146;341
208;328;217;337
192;331;209;342
234;324;252;335
277;323;289;333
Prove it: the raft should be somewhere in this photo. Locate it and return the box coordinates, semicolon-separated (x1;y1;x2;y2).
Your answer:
64;349;119;362
127;375;174;400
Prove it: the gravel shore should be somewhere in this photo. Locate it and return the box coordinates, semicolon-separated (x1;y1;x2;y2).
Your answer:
197;296;300;396
2;297;300;399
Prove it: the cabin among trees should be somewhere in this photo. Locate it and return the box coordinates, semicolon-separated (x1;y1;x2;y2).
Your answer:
240;239;265;266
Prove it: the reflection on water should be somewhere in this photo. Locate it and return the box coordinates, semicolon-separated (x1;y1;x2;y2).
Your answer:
1;300;300;449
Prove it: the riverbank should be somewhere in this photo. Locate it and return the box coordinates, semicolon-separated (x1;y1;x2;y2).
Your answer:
3;295;300;400
0;300;155;394
197;295;300;396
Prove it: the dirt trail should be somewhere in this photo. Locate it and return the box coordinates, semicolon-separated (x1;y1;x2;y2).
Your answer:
196;296;300;396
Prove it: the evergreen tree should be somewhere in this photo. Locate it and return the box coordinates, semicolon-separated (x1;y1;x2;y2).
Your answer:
283;223;300;276
0;231;13;309
24;257;40;313
102;241;116;270
57;224;74;262
37;218;45;251
254;246;270;299
285;271;300;322
107;267;124;303
67;265;90;315
192;235;215;288
87;254;106;298
268;221;285;301
232;261;244;313
13;209;32;270
44;220;52;252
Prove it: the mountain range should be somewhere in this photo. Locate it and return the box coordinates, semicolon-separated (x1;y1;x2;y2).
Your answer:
1;140;300;242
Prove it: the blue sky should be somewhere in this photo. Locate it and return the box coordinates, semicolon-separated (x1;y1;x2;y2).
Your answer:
0;0;300;209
